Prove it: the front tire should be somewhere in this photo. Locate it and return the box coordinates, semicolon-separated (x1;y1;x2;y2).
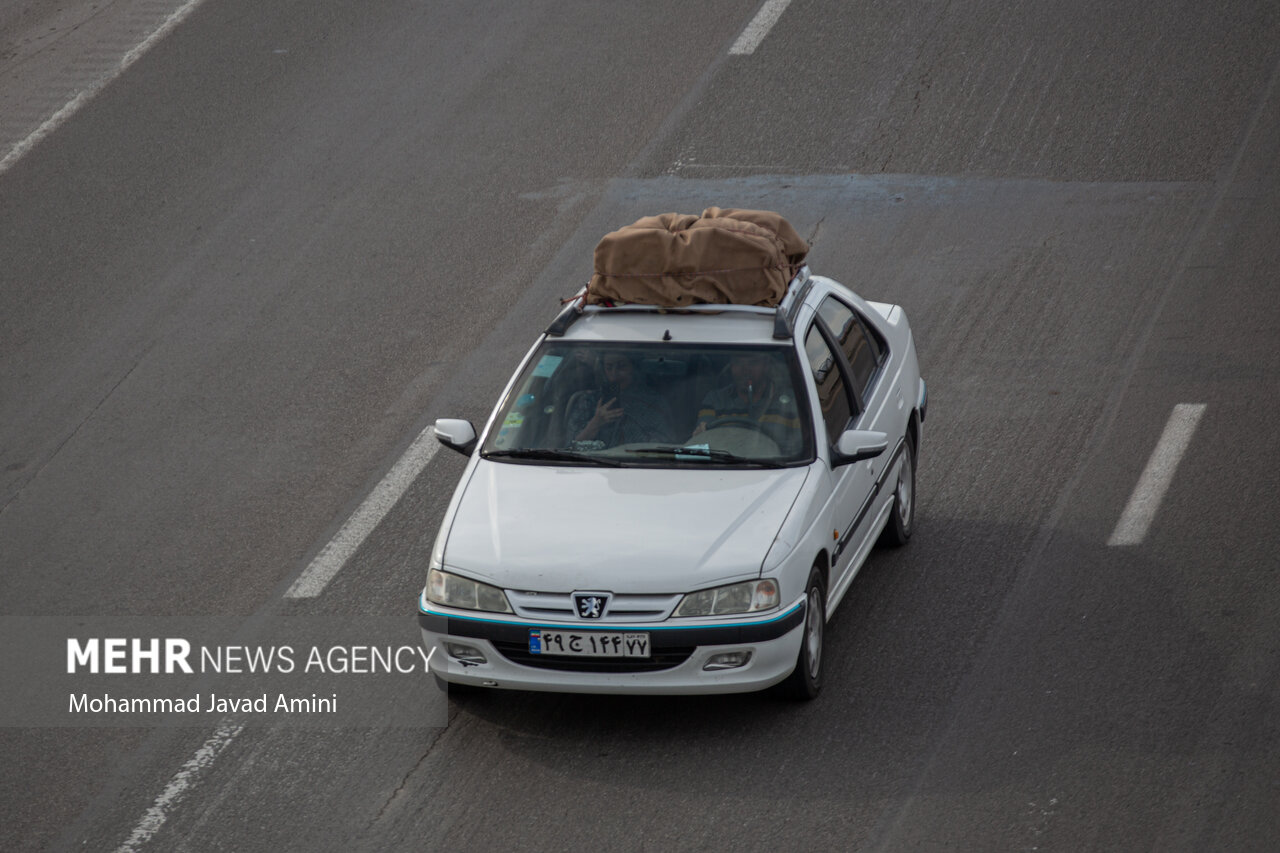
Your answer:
879;434;916;547
780;568;826;700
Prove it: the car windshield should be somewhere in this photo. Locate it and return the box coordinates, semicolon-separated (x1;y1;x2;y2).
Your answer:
480;341;815;467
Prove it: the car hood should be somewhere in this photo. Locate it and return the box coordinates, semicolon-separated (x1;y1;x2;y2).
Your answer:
442;460;810;593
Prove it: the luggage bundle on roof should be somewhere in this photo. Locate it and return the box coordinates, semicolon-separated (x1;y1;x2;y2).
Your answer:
586;207;809;308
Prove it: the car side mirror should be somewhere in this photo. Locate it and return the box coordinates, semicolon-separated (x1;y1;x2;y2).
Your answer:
434;418;477;457
832;429;888;466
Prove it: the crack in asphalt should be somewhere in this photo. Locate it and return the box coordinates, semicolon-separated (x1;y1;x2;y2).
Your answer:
364;704;461;833
807;215;826;247
0;342;152;517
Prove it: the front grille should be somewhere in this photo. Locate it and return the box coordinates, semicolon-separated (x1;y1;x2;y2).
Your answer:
493;642;695;673
506;590;682;623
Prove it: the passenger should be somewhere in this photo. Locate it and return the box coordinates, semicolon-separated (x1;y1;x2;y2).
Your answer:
692;352;801;446
565;353;675;446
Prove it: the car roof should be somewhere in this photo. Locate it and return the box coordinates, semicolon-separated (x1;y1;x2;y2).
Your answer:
548;266;845;345
555;307;787;344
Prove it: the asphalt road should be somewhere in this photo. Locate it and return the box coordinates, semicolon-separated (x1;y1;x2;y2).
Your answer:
2;0;1278;850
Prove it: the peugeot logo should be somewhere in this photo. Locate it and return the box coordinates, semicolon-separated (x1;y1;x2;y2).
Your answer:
573;593;608;619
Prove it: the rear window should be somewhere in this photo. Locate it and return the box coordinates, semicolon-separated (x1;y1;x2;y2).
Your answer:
816;296;885;401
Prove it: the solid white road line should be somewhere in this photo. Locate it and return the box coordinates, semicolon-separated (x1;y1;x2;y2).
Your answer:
729;0;793;55
285;425;441;598
1107;403;1206;546
113;719;243;853
0;0;209;176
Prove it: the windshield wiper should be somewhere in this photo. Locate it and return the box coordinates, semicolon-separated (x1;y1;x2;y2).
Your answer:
481;448;623;467
624;444;787;468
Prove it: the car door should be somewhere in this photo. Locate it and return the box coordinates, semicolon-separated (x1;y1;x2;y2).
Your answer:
808;296;896;595
802;317;875;599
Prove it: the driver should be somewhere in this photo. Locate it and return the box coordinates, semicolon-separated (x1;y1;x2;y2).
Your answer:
566;352;675;446
692;352;801;445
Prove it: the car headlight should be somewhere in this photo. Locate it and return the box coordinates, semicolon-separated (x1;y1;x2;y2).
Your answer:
425;568;513;613
673;579;779;618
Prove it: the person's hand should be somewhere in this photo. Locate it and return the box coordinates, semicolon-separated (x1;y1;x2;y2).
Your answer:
579;397;623;439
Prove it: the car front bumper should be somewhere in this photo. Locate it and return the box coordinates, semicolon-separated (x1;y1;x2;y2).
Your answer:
418;595;806;695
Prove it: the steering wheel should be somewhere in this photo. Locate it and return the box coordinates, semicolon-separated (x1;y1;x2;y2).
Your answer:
704;416;767;433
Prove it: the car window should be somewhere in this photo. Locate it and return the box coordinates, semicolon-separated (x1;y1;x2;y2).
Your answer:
480;341;814;467
816;296;883;400
804;325;853;445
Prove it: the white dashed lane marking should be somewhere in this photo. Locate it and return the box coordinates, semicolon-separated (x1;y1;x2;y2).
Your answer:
0;0;209;176
286;424;441;598
115;422;442;849
113;719;243;853
1107;403;1206;546
729;0;793;55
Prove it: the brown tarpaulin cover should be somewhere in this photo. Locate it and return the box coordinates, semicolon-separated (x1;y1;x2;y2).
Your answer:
586;207;809;307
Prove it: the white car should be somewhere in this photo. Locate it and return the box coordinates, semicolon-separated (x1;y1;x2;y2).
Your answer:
419;266;925;699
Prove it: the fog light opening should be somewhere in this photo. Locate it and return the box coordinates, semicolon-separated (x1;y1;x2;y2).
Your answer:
445;642;487;665
704;651;752;671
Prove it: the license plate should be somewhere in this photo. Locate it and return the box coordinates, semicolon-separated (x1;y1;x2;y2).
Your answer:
529;629;650;658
